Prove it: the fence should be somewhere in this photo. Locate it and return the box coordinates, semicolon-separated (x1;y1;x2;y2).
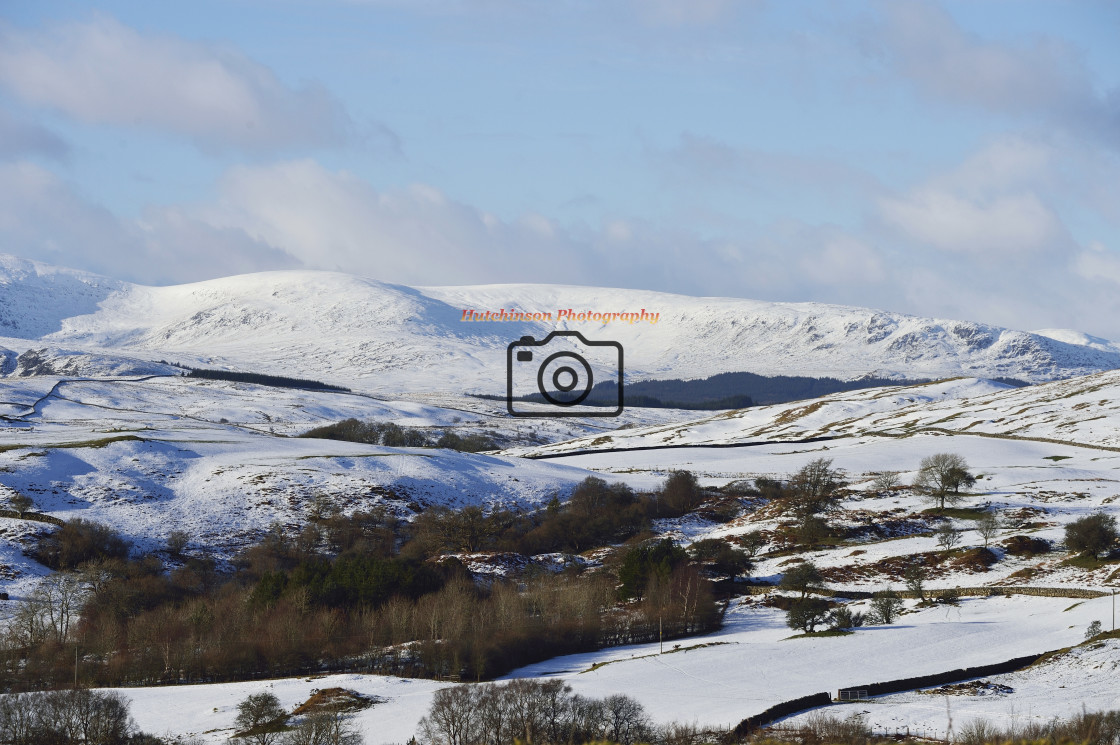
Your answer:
835;652;1043;700
726;650;1047;741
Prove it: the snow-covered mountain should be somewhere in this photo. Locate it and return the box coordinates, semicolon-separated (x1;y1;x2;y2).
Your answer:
2;253;1120;393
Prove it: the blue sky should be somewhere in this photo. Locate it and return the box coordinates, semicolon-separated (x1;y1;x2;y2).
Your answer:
2;1;1120;336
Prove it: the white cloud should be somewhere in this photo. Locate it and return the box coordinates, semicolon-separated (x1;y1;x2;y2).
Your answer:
201;160;597;285
875;2;1092;117
798;235;885;285
1073;242;1120;286
0;16;350;151
0;162;298;284
878;188;1063;255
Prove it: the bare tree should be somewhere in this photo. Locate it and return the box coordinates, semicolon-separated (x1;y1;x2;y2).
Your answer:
904;563;928;601
233;691;287;745
915;453;975;511
936;522;963;551
11;573;88;647
871;470;901;493
9;493;33;516
419;686;478;745
603;694;652;745
976;511;1001;547
283;710;364;745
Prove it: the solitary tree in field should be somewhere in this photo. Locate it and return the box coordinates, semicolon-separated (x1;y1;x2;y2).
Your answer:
1064;512;1119;557
935;522;963;551
870;589;904;624
786;598;832;633
232;691;287;745
976;510;1001;547
9;493;32;516
872;471;901;493
780;560;824;599
915;453;975;511
787;458;846;546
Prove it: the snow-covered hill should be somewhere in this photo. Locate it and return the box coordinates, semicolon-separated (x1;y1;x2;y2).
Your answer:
3;254;1120;393
507;370;1120;457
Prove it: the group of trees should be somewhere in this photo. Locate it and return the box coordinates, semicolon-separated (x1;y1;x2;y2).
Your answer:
230;691;363;745
299;419;496;453
417;679;653;745
0;688;162;745
406;474;713;558
2;471;728;689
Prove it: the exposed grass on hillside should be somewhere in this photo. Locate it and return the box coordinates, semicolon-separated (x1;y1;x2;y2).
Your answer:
921;506;989;520
0;434;145;453
783;629;853;640
1061;553;1120;571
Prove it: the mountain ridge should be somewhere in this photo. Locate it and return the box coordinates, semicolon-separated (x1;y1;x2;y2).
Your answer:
2;253;1118;392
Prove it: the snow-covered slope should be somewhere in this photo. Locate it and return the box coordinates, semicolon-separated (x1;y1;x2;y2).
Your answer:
508;370;1120;457
2;254;1120;392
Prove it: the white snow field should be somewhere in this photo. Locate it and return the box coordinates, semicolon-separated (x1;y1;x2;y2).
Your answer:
784;635;1120;740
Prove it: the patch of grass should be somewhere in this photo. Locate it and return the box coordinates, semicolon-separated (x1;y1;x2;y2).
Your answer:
783;629;853;640
922;506;989;520
0;435;145;453
1061;553;1120;571
580;641;735;673
1063;602;1084;612
1044;455;1073;462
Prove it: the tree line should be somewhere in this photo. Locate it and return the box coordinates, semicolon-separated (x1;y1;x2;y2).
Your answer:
2;474;726;689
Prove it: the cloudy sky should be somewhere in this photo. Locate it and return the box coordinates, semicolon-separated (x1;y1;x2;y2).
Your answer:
2;1;1120;336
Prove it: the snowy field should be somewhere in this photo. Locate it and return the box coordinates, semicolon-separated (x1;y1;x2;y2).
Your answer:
782;636;1120;740
1;364;1119;739
99;593;1115;742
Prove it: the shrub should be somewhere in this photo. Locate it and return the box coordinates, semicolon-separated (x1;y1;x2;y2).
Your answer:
829;605;865;630
33;518;131;569
233;691;287;745
951;547;999;572
1065;512;1119;557
617;538;688;601
870;588;903;624
1002;534;1051;556
937;587;962;605
1086;620;1103;640
661;470;703;515
166;530;190;558
786;598;832;633
779;561;824;598
9;493;33;514
418;679;652;745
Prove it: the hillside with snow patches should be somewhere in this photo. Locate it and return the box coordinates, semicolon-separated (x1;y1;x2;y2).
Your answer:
3;254;1120;391
4;254;1120;741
